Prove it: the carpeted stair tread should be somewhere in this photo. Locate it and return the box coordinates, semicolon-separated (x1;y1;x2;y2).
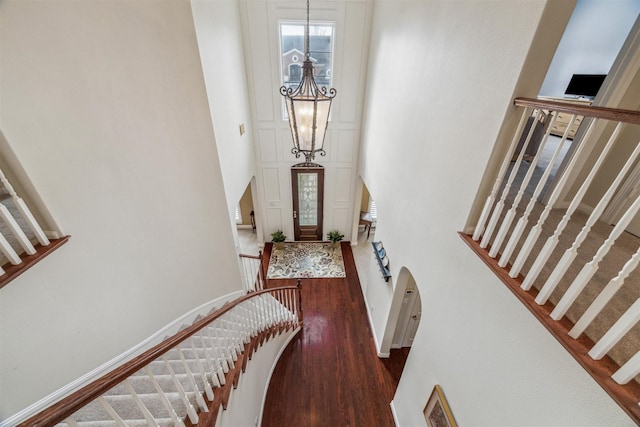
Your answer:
53;293;298;426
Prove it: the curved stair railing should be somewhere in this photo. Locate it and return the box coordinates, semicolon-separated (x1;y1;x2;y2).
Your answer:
463;97;640;422
19;284;302;427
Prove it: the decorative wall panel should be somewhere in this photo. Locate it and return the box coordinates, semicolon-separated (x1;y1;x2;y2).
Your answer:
334;167;352;202
260;129;278;162
337;129;355;163
263;168;281;202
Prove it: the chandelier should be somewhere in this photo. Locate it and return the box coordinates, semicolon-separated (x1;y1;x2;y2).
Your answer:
280;0;336;165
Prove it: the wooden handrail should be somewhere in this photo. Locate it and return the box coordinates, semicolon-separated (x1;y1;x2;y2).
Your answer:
515;97;640;125
19;285;300;427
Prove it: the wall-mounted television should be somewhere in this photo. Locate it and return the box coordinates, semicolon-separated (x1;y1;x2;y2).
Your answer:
564;74;607;98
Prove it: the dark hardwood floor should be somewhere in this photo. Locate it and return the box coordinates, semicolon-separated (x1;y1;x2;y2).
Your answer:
261;242;409;427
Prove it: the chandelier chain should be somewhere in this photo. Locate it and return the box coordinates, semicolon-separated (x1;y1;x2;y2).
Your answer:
305;0;310;59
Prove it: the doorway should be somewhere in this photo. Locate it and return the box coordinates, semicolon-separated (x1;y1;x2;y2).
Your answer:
391;274;422;348
291;164;324;241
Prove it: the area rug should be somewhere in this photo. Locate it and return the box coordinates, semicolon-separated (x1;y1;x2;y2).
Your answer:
267;242;346;279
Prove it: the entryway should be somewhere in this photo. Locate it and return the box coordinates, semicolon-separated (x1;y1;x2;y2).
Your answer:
291;164;324;241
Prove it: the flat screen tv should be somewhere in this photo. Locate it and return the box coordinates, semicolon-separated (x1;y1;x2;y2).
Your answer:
564;74;606;98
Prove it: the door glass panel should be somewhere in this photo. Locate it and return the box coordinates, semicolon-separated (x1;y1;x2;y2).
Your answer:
298;173;318;226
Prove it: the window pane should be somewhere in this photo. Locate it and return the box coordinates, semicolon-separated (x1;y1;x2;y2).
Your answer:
280;22;334;119
298;173;318;226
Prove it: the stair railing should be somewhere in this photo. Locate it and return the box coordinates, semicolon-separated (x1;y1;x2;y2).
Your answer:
463;97;640;423
239;251;265;291
19;284;302;427
0;166;69;289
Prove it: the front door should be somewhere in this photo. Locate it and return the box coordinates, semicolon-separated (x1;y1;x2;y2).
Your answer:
291;165;324;241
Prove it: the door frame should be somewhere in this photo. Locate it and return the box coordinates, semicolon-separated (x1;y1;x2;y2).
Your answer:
291;163;324;241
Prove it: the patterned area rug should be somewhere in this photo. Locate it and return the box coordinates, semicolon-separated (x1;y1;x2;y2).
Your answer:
267;242;346;279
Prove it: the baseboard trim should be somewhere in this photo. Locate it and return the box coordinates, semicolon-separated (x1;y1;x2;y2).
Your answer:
0;290;244;427
361;291;389;358
390;400;399;426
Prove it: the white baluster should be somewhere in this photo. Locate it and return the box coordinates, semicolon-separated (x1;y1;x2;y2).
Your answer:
292;288;299;320
550;191;640;320
220;321;237;363
123;378;160;426
175;346;209;411
523;121;624;293
473;108;531;240
161;355;199;424
144;366;187;427
197;332;221;388
510;116;594;280
188;338;215;401
0;231;21;265
588;298;640;360
481;109;542;249
499;114;573;267
64;417;80;427
205;326;227;385
0;167;49;246
538;136;640;305
259;295;269;328
251;299;263;334
210;325;230;374
612;351;640;384
490;112;558;258
570;249;640;338
0;203;35;255
96;396;127;427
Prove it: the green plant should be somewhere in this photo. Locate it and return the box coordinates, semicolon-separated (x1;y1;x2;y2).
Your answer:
271;230;286;243
327;230;344;243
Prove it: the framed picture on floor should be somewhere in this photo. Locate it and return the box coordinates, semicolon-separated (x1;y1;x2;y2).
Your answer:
424;385;457;427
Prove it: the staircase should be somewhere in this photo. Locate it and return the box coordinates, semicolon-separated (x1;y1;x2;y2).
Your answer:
20;285;302;427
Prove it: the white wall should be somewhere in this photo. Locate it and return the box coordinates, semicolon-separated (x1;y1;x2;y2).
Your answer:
359;0;633;425
0;0;243;418
239;0;371;244
540;0;640;97
191;0;257;219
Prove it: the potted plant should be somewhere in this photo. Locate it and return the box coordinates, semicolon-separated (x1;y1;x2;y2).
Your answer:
271;230;286;250
327;230;344;249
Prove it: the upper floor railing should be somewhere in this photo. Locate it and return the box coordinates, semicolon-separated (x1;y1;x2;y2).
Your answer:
19;284;302;426
0;165;69;289
463;97;640;423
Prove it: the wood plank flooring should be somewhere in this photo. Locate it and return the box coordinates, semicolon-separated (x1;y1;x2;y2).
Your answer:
261;242;409;427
